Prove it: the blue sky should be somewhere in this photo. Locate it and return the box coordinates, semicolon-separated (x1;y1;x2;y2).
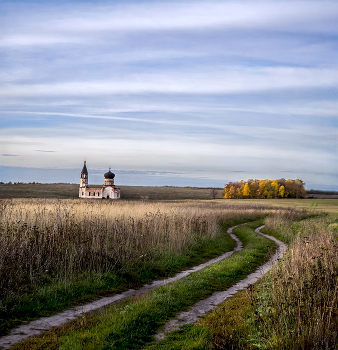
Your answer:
0;1;337;189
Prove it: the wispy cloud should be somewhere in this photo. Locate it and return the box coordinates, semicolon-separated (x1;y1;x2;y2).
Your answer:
1;2;337;44
1;66;338;97
34;150;56;153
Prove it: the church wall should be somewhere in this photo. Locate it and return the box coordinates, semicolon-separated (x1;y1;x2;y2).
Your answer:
104;178;114;186
80;176;88;188
79;186;120;199
102;186;120;199
79;188;103;199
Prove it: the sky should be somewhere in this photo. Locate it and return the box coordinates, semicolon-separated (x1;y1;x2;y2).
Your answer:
0;0;337;189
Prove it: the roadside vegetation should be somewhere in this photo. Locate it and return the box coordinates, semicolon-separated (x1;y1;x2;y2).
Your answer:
0;199;282;336
150;211;338;350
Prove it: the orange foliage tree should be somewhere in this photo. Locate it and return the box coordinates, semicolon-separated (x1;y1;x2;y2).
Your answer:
223;179;306;199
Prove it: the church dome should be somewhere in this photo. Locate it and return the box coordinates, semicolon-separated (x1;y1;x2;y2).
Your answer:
104;169;115;179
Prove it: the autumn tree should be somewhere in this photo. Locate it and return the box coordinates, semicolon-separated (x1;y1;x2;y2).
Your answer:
236;186;243;198
242;183;251;198
271;179;279;198
223;179;306;199
279;185;285;198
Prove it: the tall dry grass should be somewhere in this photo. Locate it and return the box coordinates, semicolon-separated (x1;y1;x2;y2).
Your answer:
251;214;338;349
0;199;284;301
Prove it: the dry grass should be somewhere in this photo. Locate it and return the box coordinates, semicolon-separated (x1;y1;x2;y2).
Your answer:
239;198;338;214
253;215;338;349
1;197;324;349
0;199;282;302
208;213;338;349
158;210;337;350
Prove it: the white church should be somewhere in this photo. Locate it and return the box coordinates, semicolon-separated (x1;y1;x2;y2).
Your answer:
79;161;121;199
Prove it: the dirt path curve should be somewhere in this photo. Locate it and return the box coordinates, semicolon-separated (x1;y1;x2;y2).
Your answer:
155;225;287;341
0;224;243;350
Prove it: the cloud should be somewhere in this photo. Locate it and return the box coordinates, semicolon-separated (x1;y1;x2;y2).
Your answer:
1;153;18;157
0;35;80;47
1;2;337;43
93;170;183;176
1;66;337;98
34;150;56;153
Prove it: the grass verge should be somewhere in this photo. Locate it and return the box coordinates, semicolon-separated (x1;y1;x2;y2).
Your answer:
12;220;276;350
155;214;338;350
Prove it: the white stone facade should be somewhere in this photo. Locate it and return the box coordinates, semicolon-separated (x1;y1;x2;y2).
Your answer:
79;161;120;199
102;186;120;199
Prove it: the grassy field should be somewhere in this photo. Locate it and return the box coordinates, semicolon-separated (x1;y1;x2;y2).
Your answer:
1;186;338;349
218;198;338;214
11;221;276;350
149;212;338;349
0;199;284;337
1;183;338;212
0;183;224;200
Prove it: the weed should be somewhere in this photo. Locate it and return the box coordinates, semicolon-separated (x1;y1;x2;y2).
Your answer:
190;213;338;350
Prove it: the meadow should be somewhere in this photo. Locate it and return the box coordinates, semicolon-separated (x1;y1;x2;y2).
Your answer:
0;183;224;200
149;210;338;349
0;198;282;338
0;192;337;349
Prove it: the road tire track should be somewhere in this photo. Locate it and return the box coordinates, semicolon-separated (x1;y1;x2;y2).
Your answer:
155;225;287;341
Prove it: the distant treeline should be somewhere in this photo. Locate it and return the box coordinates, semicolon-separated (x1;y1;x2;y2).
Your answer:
223;179;306;199
307;189;338;195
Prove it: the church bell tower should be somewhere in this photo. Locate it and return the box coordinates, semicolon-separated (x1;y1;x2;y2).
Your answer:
80;161;88;188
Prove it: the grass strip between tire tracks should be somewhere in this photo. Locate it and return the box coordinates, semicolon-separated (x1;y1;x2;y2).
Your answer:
145;289;251;350
12;220;275;350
